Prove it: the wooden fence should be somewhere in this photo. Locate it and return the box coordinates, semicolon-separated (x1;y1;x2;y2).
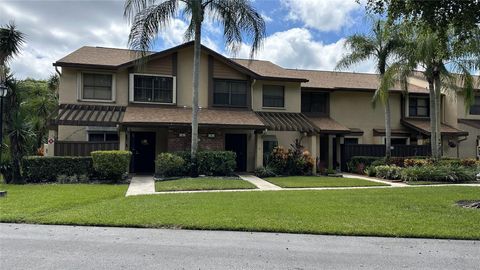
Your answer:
341;144;431;170
54;141;119;156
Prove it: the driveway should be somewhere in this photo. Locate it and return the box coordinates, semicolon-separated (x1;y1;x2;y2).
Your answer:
0;223;478;269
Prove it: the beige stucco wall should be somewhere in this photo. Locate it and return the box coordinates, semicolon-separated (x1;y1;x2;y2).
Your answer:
57;125;87;141
176;47;209;108
330;91;403;144
252;80;301;112
457;93;480;120
458;123;479;159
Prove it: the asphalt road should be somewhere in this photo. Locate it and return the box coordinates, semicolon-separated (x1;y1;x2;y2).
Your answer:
0;223;478;270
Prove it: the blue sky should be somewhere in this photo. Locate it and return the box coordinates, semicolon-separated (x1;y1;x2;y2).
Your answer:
0;0;376;79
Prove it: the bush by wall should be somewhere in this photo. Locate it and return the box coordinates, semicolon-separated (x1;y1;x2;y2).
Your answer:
400;165;477;183
22;156;95;183
265;141;314;176
197;151;236;176
254;165;277;178
374;165;403;180
155;153;186;178
91;150;132;182
347;156;383;174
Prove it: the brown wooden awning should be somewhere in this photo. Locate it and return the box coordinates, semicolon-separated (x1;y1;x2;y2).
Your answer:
50;104;126;127
401;118;468;137
256;112;320;133
307;116;351;134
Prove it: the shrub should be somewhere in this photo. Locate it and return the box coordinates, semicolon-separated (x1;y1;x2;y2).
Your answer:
401;165;477;183
374;165;403;180
364;166;377;177
91;151;132;182
155;153;186;178
254;165;277;178
347;156;382;174
197;151;236;176
22;156;94;183
404;158;432;167
266;140;314;176
268;146;289;173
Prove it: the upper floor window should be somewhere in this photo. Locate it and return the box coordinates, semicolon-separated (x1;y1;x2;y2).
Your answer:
409;96;429;117
213;79;247;107
130;74;175;104
263;85;285;108
301;92;328;114
469;95;480;115
82;73;113;101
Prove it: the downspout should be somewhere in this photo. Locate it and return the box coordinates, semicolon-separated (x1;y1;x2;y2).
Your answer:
55;66;62;76
251;78;257;108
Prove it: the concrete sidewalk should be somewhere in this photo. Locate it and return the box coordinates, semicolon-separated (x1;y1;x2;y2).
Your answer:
238;175;282;190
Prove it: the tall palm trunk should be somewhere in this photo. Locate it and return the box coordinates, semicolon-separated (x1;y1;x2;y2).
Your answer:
190;17;202;176
428;80;438;160
384;96;392;159
434;76;442;159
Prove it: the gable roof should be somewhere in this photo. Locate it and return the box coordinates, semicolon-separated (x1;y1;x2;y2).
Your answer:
232;59;308;82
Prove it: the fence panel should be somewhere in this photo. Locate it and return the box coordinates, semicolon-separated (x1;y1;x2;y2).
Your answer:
54;141;119;156
341;144;431;170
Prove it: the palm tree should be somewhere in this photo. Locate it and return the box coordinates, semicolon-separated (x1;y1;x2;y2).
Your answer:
336;20;404;159
124;0;265;175
0;22;24;86
8;110;34;183
383;25;480;160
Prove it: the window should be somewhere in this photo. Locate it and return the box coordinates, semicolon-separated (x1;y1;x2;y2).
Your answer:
131;74;175;103
82;73;113;100
263;85;284;108
213;79;247;107
469;95;480;115
263;138;278;165
88;132;119;142
301;92;328;114
343;138;359;145
409;96;429;117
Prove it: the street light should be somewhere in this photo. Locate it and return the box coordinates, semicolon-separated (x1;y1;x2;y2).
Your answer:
0;82;8;165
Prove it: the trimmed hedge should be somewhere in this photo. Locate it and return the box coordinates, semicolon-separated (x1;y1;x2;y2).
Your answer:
155;153;186;177
156;151;237;177
22;156;95;183
374;165;403;180
401;165;477;183
347;156;382;174
91;150;132;182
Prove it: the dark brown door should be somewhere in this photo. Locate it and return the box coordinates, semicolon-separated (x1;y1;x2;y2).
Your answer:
130;132;156;174
225;134;247;172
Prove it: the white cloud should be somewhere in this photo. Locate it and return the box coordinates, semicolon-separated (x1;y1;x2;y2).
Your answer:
282;0;361;32
234;28;374;73
260;12;273;23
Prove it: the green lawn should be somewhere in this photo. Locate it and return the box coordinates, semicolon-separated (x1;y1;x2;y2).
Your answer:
407;181;479;185
155;177;256;191
1;184;480;239
265;176;389;188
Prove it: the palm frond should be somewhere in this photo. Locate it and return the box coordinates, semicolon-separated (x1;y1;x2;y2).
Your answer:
0;22;25;64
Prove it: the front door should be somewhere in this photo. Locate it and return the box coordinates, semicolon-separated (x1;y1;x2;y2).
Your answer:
130;132;156;174
225;134;247;172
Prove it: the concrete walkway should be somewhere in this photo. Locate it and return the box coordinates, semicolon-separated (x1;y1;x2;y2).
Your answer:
238;174;282;190
126;175;156;196
126;174;480;197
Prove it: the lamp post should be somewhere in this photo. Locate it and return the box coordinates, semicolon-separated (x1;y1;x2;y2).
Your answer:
0;82;7;164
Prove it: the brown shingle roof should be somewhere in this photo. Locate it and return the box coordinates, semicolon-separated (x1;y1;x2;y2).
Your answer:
307;116;351;134
401;118;468;136
122;106;265;128
288;69;428;93
231;59;308;82
55;46;152;67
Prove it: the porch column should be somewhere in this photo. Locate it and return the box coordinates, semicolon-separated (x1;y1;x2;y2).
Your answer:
308;134;317;174
328;135;334;169
46;129;57;157
255;132;263;169
119;130;126;151
336;136;342;171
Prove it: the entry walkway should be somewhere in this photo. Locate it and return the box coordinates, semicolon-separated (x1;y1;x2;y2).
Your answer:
126;174;479;197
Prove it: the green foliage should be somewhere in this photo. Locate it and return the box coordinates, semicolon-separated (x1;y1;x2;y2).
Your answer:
374;165;403;180
364;166;377;177
347;156;383;174
197;151;236;176
254;165;277;178
401;165;477;183
266;141;314;176
91;151;132;182
155;153;186;178
22;156;95;183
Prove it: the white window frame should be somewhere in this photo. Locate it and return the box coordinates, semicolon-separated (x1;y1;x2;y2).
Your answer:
129;73;177;105
77;71;116;103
